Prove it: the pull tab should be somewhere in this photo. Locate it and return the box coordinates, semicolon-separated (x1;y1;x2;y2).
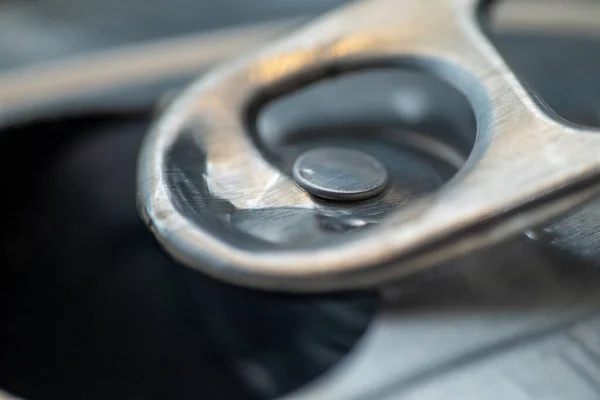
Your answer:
138;0;600;292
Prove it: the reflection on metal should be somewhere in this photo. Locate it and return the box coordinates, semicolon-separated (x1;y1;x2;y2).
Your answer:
0;391;23;400
138;0;600;292
292;147;389;201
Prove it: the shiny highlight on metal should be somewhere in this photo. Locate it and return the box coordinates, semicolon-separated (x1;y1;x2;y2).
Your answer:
138;0;600;292
292;147;388;201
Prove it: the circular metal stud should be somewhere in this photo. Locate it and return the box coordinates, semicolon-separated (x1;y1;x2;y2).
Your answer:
292;147;388;201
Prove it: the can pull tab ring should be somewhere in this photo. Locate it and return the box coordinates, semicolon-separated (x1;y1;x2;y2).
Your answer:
138;0;600;292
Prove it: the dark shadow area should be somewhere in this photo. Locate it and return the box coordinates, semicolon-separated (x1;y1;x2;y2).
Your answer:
0;111;377;400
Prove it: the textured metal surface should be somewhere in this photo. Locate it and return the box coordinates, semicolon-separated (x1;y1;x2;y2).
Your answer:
2;2;600;399
138;0;600;292
289;236;600;399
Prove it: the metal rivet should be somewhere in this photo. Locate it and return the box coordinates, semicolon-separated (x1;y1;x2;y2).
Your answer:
293;147;388;201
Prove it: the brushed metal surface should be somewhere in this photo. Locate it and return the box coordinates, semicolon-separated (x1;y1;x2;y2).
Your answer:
292;147;389;201
138;0;600;291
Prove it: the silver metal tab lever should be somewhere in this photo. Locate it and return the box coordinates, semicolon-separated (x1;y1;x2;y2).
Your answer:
138;0;600;292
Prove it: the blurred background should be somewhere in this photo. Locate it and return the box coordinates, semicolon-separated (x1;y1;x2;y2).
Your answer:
0;0;597;71
0;0;352;70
